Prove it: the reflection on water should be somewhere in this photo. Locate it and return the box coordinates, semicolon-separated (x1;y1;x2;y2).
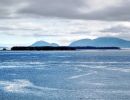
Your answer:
0;50;130;100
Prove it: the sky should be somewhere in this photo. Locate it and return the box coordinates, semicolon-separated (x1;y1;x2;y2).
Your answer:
0;0;130;46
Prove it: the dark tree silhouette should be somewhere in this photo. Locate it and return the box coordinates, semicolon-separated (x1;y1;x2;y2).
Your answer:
2;48;7;51
11;46;120;51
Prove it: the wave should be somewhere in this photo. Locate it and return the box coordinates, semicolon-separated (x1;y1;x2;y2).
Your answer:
68;71;97;79
0;79;63;94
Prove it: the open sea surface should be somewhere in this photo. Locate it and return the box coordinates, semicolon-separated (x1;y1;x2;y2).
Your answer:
0;50;130;100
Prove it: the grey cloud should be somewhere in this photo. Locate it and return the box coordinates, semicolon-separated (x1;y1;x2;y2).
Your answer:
0;27;13;30
0;0;27;18
71;31;90;34
100;25;130;40
0;30;63;37
83;1;130;21
29;33;62;37
0;26;43;31
19;0;86;19
17;0;130;21
0;0;130;21
101;25;130;33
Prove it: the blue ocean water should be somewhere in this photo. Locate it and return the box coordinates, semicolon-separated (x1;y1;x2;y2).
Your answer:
0;50;130;100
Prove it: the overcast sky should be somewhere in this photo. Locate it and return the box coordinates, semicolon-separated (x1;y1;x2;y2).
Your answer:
0;0;130;46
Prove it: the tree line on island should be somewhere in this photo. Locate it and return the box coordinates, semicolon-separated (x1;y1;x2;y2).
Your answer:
3;37;130;51
11;37;129;51
11;46;120;51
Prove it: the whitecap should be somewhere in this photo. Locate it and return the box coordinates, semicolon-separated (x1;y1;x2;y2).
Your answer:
68;71;97;79
0;79;32;93
106;67;130;72
0;79;62;94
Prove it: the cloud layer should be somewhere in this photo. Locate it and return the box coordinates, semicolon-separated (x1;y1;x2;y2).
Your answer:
0;0;130;46
0;0;129;21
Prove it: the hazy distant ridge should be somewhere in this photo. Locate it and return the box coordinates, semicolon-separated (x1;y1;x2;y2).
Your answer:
31;41;59;47
30;37;130;48
70;37;130;48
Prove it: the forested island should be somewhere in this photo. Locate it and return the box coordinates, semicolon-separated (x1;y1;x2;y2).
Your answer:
11;46;120;51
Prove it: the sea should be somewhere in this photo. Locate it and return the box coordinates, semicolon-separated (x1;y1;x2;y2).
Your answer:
0;50;130;100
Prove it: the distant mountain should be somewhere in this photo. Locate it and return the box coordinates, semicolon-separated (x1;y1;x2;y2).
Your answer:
31;41;59;47
70;37;130;48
